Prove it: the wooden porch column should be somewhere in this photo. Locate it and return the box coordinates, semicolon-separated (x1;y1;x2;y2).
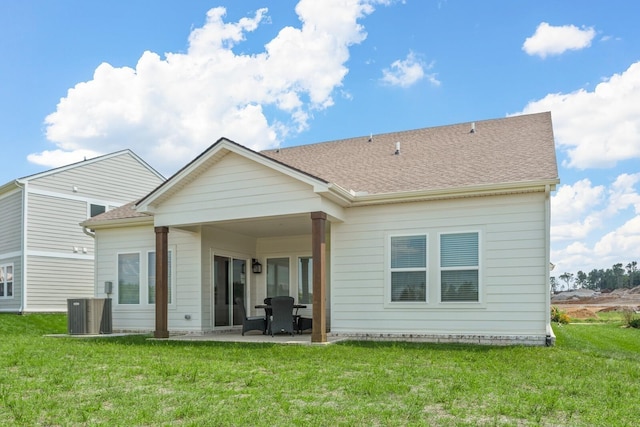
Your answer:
154;226;169;338
311;211;327;343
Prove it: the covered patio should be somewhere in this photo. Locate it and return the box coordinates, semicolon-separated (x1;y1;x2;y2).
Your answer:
165;330;347;345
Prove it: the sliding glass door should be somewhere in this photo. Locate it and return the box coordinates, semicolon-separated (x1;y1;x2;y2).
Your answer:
213;255;246;328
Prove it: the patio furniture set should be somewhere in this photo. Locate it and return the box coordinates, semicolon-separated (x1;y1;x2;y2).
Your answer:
235;296;312;336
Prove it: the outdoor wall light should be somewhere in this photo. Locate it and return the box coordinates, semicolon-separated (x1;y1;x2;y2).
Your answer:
252;259;262;274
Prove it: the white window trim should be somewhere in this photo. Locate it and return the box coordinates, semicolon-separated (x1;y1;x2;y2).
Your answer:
116;251;141;307
265;256;292;298
146;248;176;307
115;247;176;309
88;202;107;218
297;255;313;306
0;263;14;300
385;233;429;307
438;230;483;304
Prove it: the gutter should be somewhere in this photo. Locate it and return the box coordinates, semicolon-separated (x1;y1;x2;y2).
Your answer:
83;226;95;238
544;183;555;346
335;179;560;207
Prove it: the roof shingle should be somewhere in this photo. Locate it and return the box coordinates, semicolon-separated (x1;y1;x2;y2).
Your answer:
261;112;558;194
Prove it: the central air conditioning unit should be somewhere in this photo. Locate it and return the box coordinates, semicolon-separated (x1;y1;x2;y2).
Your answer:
67;298;113;335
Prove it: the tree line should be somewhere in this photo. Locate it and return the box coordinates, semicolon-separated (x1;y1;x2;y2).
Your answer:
551;261;639;292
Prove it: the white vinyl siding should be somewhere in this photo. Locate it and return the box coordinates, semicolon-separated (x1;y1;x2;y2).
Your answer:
15;151;164;313
27;153;163;201
28;194;93;254
331;192;548;338
155;153;322;226
25;256;94;311
0;190;23;254
95;225;201;332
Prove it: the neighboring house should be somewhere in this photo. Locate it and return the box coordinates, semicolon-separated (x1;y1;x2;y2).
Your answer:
0;150;165;313
83;112;559;345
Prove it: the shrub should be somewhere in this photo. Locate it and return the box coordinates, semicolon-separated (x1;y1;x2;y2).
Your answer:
628;317;640;329
551;306;570;324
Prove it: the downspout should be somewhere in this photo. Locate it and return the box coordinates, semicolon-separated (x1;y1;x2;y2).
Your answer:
83;226;95;238
17;179;27;314
544;184;555;346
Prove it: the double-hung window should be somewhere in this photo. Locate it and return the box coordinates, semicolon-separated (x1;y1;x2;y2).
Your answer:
0;264;13;299
298;256;312;304
390;235;427;302
118;251;174;305
266;258;290;297
440;232;479;302
148;250;173;304
118;253;140;304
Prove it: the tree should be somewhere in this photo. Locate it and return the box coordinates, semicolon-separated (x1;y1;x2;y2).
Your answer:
550;276;559;293
586;269;602;290
559;272;574;291
612;263;625;289
575;270;588;289
627;261;638;288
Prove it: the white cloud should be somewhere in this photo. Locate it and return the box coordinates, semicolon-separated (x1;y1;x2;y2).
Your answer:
39;1;386;174
522;22;596;58
381;52;438;88
551;174;640;274
27;149;103;168
594;215;640;257
515;61;640;169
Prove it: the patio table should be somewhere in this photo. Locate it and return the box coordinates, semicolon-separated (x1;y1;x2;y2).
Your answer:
255;303;307;334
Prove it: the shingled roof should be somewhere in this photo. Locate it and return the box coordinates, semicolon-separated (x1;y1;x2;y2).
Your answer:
84;112;558;226
261;112;558;195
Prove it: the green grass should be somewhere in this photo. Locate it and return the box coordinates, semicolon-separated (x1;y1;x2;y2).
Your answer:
1;314;639;426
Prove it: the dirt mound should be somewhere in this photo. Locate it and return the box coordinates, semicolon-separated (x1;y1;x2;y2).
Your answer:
565;307;598;319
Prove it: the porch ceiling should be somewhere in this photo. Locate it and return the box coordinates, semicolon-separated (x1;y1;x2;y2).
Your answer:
203;214;313;238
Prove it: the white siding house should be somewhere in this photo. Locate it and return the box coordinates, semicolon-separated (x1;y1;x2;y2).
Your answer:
0;150;164;313
84;112;559;345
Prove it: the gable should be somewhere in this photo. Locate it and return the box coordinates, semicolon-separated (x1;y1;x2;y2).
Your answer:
152;151;327;226
26;151;164;202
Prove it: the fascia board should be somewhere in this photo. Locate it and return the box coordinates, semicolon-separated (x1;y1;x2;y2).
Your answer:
349;179;560;207
80;215;154;230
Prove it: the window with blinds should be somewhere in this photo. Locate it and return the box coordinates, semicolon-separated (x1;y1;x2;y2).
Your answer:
440;232;479;302
390;235;427;302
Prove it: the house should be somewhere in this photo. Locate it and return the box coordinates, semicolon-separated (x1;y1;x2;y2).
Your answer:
82;112;559;345
0;150;165;313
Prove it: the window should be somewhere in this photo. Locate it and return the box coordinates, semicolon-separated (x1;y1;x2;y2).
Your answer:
0;264;13;299
298;257;312;304
90;204;106;218
390;235;427;302
148;251;173;304
266;258;289;297
440;232;479;302
118;253;140;304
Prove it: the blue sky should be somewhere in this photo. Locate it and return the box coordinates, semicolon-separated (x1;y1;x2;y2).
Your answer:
1;0;639;279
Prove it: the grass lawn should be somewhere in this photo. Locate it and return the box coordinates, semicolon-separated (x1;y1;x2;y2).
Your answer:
1;314;639;426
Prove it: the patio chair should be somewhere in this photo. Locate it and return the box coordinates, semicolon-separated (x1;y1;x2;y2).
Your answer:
297;316;312;334
269;296;295;336
235;297;265;336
